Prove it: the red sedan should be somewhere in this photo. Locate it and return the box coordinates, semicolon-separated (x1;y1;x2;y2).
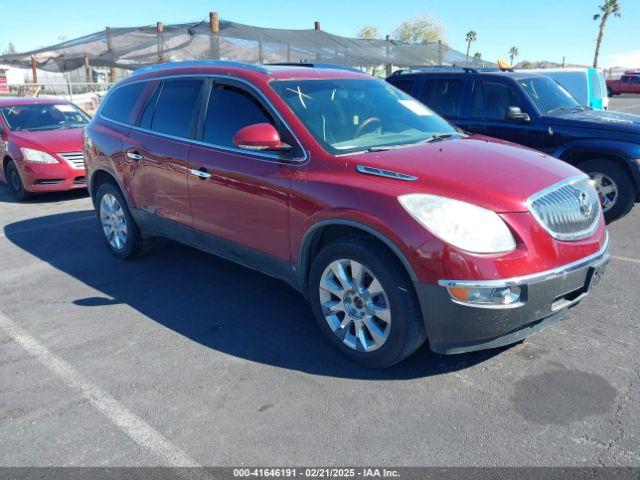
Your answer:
0;97;89;200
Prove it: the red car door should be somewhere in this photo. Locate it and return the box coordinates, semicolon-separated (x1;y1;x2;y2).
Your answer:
187;80;303;267
125;78;205;229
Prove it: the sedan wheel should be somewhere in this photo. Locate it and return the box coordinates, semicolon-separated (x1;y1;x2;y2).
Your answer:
100;193;128;251
589;172;618;213
319;259;392;352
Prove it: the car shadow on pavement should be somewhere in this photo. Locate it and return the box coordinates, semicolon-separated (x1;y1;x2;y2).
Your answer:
4;210;506;380
0;185;90;204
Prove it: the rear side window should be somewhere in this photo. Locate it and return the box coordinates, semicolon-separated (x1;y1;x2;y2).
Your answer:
417;79;436;105
203;85;273;147
388;78;415;95
430;79;463;118
101;82;147;124
149;79;204;138
138;83;162;129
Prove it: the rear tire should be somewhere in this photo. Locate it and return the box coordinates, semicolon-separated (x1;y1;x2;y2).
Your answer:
95;182;150;259
308;234;426;368
578;158;635;223
5;160;32;201
607;87;614;97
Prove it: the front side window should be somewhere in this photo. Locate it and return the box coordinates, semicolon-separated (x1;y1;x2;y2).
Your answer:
0;103;89;131
271;79;457;154
631;77;640;85
149;79;204;138
470;81;523;120
203;85;273;147
518;76;582;115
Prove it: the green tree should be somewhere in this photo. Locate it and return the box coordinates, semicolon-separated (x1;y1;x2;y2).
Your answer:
357;25;380;39
509;46;519;65
393;16;442;44
520;60;532;69
473;52;482;64
465;31;477;63
2;42;16;55
593;0;622;68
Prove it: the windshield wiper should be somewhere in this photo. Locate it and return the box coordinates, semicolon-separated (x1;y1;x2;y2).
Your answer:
426;133;462;143
547;106;585;114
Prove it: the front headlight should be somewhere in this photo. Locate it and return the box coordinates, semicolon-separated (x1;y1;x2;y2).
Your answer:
20;148;59;164
398;194;516;253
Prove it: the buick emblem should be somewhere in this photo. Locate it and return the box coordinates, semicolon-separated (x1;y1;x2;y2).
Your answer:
578;191;592;218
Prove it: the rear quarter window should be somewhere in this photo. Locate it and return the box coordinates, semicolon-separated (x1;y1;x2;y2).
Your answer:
100;82;148;124
388;78;416;95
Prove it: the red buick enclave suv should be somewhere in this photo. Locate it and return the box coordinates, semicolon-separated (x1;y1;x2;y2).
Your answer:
84;62;609;368
0;97;90;200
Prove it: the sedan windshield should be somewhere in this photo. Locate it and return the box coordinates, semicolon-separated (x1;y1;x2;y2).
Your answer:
0;103;89;132
271;79;459;154
518;77;583;115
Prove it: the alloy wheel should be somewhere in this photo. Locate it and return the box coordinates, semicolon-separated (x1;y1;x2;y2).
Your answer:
319;259;392;352
589;172;618;213
100;193;128;250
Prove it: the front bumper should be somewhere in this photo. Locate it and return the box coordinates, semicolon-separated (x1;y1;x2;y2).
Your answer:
17;161;86;192
415;236;610;355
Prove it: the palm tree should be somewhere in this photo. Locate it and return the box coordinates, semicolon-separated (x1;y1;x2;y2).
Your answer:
509;46;519;65
593;0;622;68
465;31;477;63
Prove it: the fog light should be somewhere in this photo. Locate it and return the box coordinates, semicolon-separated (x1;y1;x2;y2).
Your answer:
447;285;522;306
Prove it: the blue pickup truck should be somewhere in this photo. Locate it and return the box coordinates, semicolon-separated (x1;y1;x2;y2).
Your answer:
387;67;640;222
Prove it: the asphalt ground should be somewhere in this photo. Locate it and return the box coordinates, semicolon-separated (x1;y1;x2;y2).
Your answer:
0;95;639;468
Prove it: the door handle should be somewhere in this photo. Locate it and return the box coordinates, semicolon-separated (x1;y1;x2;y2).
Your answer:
190;168;212;179
126;151;143;161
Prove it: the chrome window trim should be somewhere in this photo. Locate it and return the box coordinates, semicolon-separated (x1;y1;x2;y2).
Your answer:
438;231;609;289
526;174;601;241
97;73;308;164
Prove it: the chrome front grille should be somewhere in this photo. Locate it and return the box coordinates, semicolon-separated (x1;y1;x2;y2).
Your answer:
528;176;601;241
58;152;85;170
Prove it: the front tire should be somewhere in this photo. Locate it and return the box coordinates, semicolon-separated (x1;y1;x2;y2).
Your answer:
95;182;149;259
5;160;32;201
579;159;635;223
308;234;426;368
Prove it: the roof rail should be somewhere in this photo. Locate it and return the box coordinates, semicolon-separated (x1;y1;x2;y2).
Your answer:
132;60;270;76
392;65;502;75
264;62;363;73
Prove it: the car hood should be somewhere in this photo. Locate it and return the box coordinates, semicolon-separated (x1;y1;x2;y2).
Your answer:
343;136;583;213
10;127;84;153
544;109;640;134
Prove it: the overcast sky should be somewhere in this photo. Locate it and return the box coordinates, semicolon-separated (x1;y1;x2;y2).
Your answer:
2;0;638;68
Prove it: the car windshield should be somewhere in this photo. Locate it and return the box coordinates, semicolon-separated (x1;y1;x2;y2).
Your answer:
271;79;459;154
0;103;89;132
518;77;583;115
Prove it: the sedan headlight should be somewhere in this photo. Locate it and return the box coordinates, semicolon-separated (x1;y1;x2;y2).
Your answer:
398;194;516;253
20;148;59;164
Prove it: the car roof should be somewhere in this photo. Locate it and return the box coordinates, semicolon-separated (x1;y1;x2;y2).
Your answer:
128;61;371;83
388;68;548;81
0;96;69;107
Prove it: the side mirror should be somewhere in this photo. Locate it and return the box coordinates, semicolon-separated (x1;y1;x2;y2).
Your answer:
506;106;531;123
233;123;291;152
